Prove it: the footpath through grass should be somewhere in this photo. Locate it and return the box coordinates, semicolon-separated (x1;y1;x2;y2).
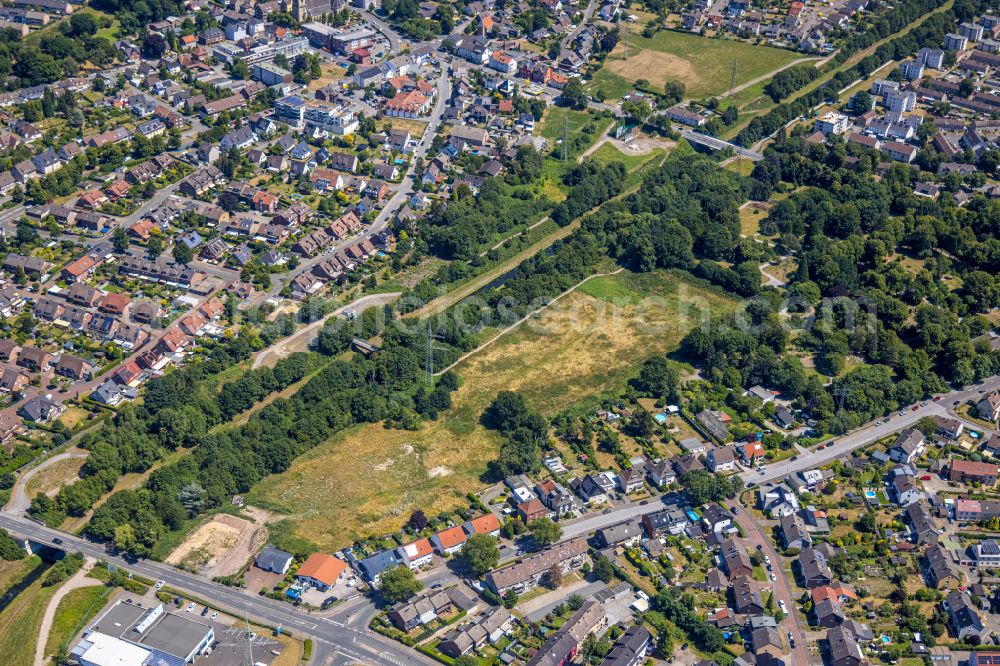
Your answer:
45;584;112;660
249;269;739;549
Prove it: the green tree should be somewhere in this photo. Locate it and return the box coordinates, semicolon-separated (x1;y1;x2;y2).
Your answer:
592;555;615;583
461;533;500;576
112;226;130;254
560;77;588;109
114;523;136;552
379;565;422;604
529;517;562;549
172;242;193;265
0;528;25;560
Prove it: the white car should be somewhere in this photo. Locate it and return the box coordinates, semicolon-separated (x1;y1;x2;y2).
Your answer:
186;603;196;613
155;581;165;590
211;612;219;621
778;600;787;614
770;573;776;581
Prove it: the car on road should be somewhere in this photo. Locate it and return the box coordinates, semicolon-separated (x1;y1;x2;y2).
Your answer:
921;475;931;480
764;555;771;564
770;573;776;581
211;612;218;621
603;508;612;514
778;600;787;614
731;506;739;514
431;583;442;589
155;581;165;590
933;396;941;401
756;544;764;551
186;603;196;613
52;538;62;545
912;405;919;411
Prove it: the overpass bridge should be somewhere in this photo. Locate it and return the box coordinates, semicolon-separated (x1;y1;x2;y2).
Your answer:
677;128;765;161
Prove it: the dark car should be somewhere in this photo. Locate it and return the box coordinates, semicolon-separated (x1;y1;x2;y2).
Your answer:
321;597;338;609
52;538;62;545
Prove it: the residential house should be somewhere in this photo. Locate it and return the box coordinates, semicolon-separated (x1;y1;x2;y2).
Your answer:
925;543;963;589
977;392;1000;422
430;526;467;555
295;553;347;591
707;446;737;473
19;395;63;422
526;601;605;666
780;512;812;550
397;538;434;570
889;429;924;464
827;625;865;666
798;547;833;588
950;459;999;486
255;545;293;574
54;354;91;380
596;520;642;548
485;536;588;595
943;591;985;642
720;538;752;578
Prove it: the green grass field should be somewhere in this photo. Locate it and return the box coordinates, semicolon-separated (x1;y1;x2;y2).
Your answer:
587;142;666;172
248;269;738;549
0;559;57;666
586;69;636;102
45;585;111;660
603;30;804;100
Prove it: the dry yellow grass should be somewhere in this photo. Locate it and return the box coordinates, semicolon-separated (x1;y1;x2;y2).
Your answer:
250;271;738;548
390;118;429;136
307;63;347;91
25;456;86;500
57;407;90;430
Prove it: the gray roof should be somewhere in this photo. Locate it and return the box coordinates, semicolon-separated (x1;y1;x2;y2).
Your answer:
255;545;292;572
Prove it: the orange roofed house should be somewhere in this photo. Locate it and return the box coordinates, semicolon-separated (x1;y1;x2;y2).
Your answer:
397;538;434;570
431;525;468;555
463;513;502;537
295;553;348;591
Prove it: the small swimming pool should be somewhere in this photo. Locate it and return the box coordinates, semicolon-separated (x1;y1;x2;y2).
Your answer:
865;490;877;499
654;413;667;424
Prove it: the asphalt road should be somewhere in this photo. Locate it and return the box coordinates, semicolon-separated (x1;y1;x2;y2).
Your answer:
0;512;435;666
746;374;1000;487
728;498;810;666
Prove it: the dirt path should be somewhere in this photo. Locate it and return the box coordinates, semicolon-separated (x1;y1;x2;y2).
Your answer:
434;268;625;376
34;556;101;666
7;450;88;515
252;292;401;369
720;55;825;100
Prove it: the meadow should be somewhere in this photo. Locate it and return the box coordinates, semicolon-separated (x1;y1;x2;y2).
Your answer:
249;270;738;549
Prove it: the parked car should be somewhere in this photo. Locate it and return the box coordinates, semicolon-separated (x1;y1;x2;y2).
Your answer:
155;581;165;590
920;475;932;480
186;603;196;613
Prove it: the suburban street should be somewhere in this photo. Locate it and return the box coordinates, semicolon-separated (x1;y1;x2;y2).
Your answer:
0;512;435;666
746;374;1000;486
729;498;810;666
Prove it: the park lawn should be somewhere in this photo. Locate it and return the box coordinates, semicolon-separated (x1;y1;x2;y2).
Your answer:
586;69;635;102
0;561;58;666
24;455;87;501
44;585;112;659
603;30;803;100
739;203;767;236
249;270;738;549
587;142;666;172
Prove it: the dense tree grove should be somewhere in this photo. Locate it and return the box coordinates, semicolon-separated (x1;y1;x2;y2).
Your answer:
482;391;549;477
679;133;1000;434
551;162;627;226
68;325;458;556
420;177;552;261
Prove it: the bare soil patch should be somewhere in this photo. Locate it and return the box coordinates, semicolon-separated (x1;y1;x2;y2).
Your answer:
166;507;271;577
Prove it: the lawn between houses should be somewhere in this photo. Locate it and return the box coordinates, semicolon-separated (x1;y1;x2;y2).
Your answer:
247;269;739;550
